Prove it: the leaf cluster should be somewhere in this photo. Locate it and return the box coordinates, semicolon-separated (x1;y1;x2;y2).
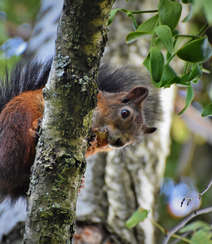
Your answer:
109;0;212;116
126;209;212;244
179;221;212;244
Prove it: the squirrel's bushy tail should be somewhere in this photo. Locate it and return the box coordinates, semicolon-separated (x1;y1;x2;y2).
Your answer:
0;58;52;114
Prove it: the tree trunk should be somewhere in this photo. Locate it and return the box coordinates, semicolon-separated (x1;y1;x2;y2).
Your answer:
22;0;114;243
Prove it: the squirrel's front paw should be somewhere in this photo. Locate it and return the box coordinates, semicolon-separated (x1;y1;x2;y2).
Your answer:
90;128;109;148
88;130;99;147
86;129;109;158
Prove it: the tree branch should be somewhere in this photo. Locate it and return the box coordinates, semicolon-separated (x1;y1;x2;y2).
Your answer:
181;179;212;207
22;0;115;243
162;206;212;244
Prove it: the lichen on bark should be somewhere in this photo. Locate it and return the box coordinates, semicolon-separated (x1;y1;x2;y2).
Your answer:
22;0;115;243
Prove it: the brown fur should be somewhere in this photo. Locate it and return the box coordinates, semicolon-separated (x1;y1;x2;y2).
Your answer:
0;89;44;200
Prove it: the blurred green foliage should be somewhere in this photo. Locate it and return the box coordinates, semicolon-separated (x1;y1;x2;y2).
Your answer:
0;0;40;44
0;0;40;25
0;0;40;74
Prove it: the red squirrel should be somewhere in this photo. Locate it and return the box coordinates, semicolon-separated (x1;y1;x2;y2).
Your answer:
0;59;160;201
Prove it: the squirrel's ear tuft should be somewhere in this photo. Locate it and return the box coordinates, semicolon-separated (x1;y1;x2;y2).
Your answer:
122;86;149;105
143;126;157;134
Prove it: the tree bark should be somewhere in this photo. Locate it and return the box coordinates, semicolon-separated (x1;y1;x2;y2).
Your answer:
22;0;115;243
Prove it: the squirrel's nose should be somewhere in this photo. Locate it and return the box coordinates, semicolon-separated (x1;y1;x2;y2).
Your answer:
109;138;126;148
115;138;124;147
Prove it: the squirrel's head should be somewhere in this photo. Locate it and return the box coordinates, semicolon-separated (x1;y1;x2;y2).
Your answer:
92;86;157;149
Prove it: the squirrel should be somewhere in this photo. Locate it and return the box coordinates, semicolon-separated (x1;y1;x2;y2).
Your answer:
0;59;161;201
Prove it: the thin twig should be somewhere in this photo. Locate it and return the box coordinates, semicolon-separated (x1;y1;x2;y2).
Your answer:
148;218;191;244
181;179;212;207
198;23;209;37
149;218;166;234
130;9;158;14
169;232;192;244
162;206;212;244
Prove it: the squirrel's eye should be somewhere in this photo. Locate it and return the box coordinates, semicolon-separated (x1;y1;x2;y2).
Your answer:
121;109;130;119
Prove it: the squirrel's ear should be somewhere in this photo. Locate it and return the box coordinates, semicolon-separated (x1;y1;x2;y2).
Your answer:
122;86;149;105
143;126;157;134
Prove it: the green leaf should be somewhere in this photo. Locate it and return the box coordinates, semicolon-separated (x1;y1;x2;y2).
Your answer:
143;52;151;73
166;52;172;62
202;103;212;117
177;36;212;63
182;4;193;22
126;31;151;44
202;0;212;25
108;8;127;25
179;221;210;233
190;228;212;244
137;14;159;33
155;25;173;54
150;47;164;87
143;51;164;88
188;64;202;82
179;64;202;85
126;12;138;29
108;9;121;26
164;76;181;88
179;85;194;115
154;37;164;50
129;14;138;30
201;68;210;74
125;14;159;44
172;29;179;37
158;0;182;31
182;0;193;3
125;208;150;229
180;73;191;86
161;64;180;87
